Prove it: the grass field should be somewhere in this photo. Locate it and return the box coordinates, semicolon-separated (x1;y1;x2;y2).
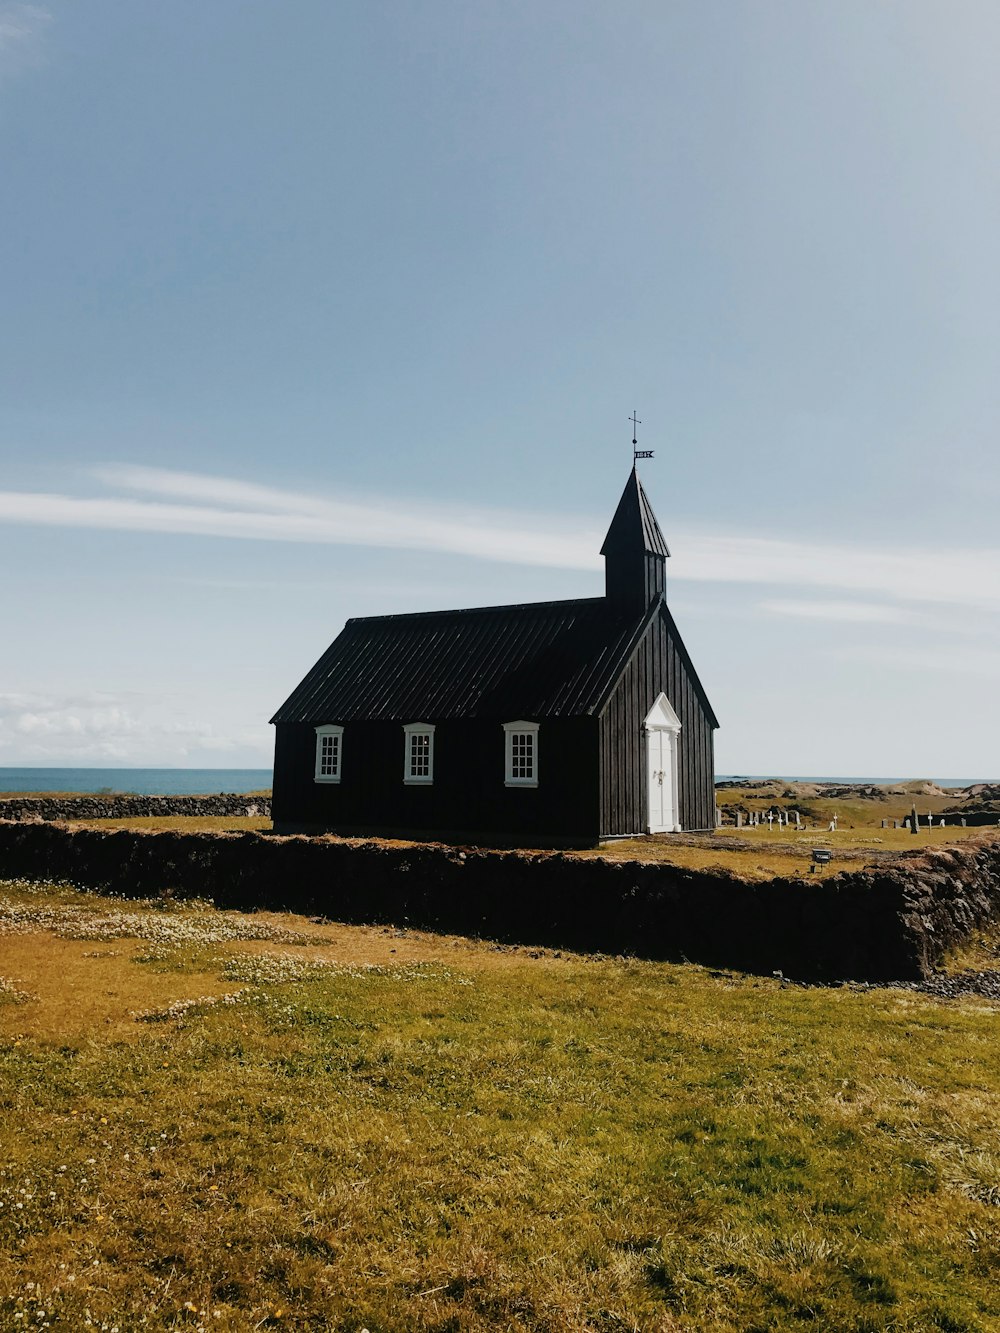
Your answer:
2;879;1000;1330
585;826;1000;880
578;826;1000;879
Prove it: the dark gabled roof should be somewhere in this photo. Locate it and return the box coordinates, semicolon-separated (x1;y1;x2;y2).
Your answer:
270;596;655;724
600;467;670;559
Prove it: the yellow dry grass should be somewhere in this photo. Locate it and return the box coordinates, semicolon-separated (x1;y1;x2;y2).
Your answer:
0;900;559;1042
0;935;233;1040
3;881;1000;1330
575;826;1000;880
67;815;272;832
577;840;857;879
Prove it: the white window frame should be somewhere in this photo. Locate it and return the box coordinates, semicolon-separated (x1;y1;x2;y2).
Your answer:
314;725;344;783
403;722;435;785
503;720;539;788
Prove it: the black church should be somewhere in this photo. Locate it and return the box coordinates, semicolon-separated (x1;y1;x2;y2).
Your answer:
270;469;718;843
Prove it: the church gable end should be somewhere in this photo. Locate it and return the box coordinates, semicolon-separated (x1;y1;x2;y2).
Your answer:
598;602;717;836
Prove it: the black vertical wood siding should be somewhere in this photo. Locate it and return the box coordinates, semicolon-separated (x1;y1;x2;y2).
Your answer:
598;606;717;835
605;548;667;614
272;716;601;844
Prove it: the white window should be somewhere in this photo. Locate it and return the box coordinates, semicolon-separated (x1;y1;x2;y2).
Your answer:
314;725;344;783
403;722;435;784
503;720;539;787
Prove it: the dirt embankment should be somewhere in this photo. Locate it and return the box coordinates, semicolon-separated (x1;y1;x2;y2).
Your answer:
1;819;999;983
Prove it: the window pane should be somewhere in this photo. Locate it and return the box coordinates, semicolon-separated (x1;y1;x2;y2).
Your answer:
319;734;339;777
511;732;534;779
408;732;431;778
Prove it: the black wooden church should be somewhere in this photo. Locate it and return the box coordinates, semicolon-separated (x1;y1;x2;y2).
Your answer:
270;469;718;842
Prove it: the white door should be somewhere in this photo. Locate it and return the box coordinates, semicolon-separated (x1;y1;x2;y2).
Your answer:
647;728;671;832
645;694;682;833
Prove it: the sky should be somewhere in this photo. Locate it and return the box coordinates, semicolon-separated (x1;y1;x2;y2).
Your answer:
1;1;998;779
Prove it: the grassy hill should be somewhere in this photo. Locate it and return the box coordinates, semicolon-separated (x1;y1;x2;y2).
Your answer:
2;879;1000;1330
715;778;987;827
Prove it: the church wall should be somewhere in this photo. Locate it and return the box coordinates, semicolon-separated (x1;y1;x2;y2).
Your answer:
272;717;601;843
598;606;717;836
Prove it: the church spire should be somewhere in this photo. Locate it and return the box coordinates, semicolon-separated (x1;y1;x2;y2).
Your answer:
600;467;670;612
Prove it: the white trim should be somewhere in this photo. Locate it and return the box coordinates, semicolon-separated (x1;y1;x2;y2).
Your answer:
503;719;539;788
644;694;681;832
644;692;682;733
314;724;344;783
403;722;435;785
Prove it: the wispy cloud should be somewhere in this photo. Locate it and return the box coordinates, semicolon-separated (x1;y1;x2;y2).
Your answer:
0;4;50;74
759;599;918;625
2;466;1000;614
0;466;604;570
671;534;1000;612
840;644;1000;679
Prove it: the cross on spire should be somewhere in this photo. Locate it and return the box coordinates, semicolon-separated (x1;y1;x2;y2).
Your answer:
630;411;654;463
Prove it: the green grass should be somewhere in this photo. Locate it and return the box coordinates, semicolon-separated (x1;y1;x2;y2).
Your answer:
2;882;1000;1329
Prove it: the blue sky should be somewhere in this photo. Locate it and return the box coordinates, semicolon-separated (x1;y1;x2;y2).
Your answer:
1;1;997;777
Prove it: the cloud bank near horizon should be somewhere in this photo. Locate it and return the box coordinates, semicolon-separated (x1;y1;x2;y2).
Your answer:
0;689;262;765
1;464;999;613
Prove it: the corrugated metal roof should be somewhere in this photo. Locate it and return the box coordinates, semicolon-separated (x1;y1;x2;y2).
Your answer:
599;467;670;559
271;596;653;724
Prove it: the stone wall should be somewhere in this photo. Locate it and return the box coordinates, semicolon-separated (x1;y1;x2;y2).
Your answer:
1;820;998;982
0;795;271;822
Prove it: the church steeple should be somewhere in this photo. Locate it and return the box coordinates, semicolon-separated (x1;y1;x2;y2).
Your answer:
600;467;670;612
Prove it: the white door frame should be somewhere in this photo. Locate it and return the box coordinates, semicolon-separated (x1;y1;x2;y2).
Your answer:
645;693;682;833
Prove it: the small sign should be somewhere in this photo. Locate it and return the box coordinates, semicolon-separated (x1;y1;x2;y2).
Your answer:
634;450;654;459
811;849;832;864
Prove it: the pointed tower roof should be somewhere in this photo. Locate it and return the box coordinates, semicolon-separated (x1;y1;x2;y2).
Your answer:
600;467;670;559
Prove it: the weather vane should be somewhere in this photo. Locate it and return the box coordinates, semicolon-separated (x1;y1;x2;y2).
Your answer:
631;411;653;462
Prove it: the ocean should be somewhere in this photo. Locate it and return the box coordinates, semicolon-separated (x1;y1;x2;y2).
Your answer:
716;776;994;788
0;768;991;796
0;768;273;796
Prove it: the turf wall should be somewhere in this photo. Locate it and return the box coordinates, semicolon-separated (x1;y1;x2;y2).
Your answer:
0;820;998;982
